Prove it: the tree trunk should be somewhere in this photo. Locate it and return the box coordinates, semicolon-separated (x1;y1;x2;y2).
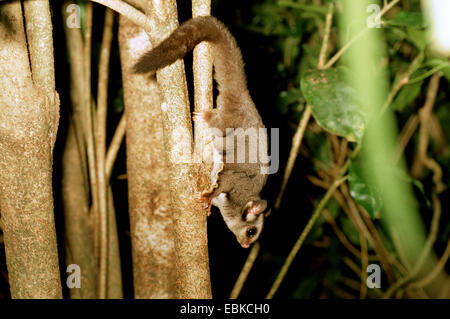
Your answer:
118;15;177;298
144;0;212;298
0;0;61;298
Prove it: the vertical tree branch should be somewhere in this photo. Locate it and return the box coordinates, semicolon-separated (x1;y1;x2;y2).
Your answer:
62;123;97;298
118;12;176;298
62;1;89;191
0;1;61;298
144;0;212;298
61;1;99;298
106;186;123;298
411;73;441;178
95;7;115;299
83;2;99;258
105;113;126;181
192;0;213;157
23;0;59;145
62;1;97;298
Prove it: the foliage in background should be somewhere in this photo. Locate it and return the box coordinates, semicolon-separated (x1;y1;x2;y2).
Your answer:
235;0;449;298
0;0;448;299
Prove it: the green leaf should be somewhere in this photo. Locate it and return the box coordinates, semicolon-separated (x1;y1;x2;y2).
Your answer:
292;273;320;299
317;197;340;224
301;67;366;143
306;223;324;243
427;59;450;83
391;81;422;111
387;11;426;29
341;217;361;246
348;160;383;219
277;88;303;115
406;27;428;50
395;170;431;207
304;131;333;169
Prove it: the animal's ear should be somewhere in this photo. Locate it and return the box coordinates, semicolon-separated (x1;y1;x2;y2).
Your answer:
244;200;267;221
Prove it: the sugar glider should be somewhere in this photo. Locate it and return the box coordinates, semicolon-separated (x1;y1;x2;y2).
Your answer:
134;16;269;248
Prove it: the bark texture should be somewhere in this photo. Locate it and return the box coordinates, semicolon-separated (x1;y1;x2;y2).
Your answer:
118;15;176;298
62;1;97;298
62;123;97;298
0;1;61;298
145;0;212;298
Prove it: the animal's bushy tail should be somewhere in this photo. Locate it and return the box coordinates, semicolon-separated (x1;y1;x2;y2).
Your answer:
133;16;247;97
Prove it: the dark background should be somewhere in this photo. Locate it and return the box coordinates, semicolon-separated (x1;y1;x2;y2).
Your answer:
0;0;448;299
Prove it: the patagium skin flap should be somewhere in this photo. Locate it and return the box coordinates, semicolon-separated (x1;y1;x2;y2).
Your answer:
134;16;269;248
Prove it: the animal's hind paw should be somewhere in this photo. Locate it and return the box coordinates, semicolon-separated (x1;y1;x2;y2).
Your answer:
195;194;212;216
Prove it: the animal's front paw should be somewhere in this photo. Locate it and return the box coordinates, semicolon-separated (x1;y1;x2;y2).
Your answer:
195;194;212;216
192;111;212;123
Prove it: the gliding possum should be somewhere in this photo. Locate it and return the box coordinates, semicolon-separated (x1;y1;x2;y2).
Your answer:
134;16;269;248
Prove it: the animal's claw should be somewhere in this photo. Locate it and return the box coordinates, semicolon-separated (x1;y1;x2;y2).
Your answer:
196;194;212;216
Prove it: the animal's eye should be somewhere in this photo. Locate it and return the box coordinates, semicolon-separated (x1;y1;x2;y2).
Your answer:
246;227;257;238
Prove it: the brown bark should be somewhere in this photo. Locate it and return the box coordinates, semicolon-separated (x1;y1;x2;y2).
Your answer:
144;0;212;298
62;1;89;190
0;1;61;298
118;15;176;298
62;123;97;298
192;0;214;166
62;1;97;299
107;187;123;298
95;8;115;299
63;1;123;298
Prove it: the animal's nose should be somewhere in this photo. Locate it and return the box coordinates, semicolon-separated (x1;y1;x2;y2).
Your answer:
240;242;250;248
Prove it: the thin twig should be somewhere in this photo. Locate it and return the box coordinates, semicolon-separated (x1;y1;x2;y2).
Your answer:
337;138;348;168
322;208;377;260
344;256;362;277
383;192;442;298
411;73;441;178
395;114;419;162
409;239;450;290
380;74;410;114
231;3;335;299
359;204;400;282
229;242;260;299
83;2;99;261
323;0;400;69
339;185;376;257
95;8;115;299
381;52;424;115
105;113;127;181
266;176;348;299
340;185;397;284
429;114;448;154
360;234;368;299
275;105;312;209
341;276;383;298
318;3;334;70
89;0;150;31
408;62;450;85
275;0;334;209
